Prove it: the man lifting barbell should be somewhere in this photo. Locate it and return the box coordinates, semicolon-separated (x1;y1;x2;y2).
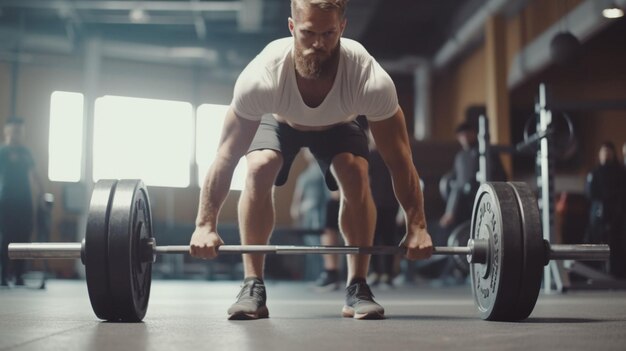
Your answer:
188;0;433;320
7;179;611;322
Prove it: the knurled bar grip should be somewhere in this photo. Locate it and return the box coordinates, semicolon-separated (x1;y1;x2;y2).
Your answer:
160;245;472;255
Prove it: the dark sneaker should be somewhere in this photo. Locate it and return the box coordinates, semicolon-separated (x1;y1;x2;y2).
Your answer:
342;278;385;320
315;270;340;291
227;277;269;320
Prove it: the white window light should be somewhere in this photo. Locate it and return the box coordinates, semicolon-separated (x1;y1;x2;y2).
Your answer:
48;91;84;182
93;95;193;187
196;104;247;191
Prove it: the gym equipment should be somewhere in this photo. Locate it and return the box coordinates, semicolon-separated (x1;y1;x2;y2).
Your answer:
470;182;546;320
447;220;471;276
438;171;454;202
9;179;609;322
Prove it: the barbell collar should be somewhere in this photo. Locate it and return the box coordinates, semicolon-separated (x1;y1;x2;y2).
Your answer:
467;239;489;264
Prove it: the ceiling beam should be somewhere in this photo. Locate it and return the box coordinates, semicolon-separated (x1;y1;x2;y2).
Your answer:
431;0;537;70
75;13;237;25
0;27;273;70
0;1;242;12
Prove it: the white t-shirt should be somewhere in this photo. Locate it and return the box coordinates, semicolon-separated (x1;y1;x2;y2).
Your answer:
231;37;399;127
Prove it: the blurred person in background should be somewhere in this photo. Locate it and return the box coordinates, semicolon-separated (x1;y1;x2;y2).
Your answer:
585;142;626;278
0;117;45;287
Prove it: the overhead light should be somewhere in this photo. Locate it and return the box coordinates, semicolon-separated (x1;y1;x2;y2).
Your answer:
129;8;150;23
602;7;624;18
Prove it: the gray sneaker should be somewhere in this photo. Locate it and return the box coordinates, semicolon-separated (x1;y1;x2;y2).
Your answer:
341;278;385;319
227;277;269;320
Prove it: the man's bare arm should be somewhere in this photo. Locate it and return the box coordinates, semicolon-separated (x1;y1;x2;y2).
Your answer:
191;108;260;258
369;108;432;260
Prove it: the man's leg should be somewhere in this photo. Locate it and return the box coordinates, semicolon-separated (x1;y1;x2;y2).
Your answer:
238;149;283;279
227;149;282;320
331;153;384;319
331;153;376;283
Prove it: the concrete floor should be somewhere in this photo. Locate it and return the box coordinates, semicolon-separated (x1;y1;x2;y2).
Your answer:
1;279;625;351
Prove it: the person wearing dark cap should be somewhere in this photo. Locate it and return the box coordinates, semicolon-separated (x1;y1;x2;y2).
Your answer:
439;120;507;229
0;118;45;287
439;122;479;229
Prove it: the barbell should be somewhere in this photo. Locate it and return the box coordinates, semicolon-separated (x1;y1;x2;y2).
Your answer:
9;179;609;322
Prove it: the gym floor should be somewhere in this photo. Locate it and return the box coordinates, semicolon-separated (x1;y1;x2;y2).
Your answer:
1;280;625;351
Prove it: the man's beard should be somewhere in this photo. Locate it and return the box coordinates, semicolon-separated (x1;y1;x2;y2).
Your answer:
294;41;340;80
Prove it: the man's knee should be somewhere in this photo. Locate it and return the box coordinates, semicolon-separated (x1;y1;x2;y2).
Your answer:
245;150;283;190
332;154;370;197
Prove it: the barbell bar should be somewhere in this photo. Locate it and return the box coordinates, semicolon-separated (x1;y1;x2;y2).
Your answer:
8;241;608;261
7;179;611;323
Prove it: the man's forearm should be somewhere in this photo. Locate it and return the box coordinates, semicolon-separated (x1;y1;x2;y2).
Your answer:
195;157;238;231
390;160;427;229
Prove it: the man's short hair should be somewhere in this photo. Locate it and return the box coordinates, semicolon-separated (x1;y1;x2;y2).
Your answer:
291;0;349;18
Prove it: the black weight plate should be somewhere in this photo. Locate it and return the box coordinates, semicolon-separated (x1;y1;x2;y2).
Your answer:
85;179;118;321
447;220;471;275
470;182;524;321
507;182;545;320
108;179;153;322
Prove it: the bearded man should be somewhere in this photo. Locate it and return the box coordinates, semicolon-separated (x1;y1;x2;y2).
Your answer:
189;0;433;320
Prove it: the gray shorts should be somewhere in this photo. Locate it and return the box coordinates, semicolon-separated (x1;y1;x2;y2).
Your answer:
247;115;369;191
